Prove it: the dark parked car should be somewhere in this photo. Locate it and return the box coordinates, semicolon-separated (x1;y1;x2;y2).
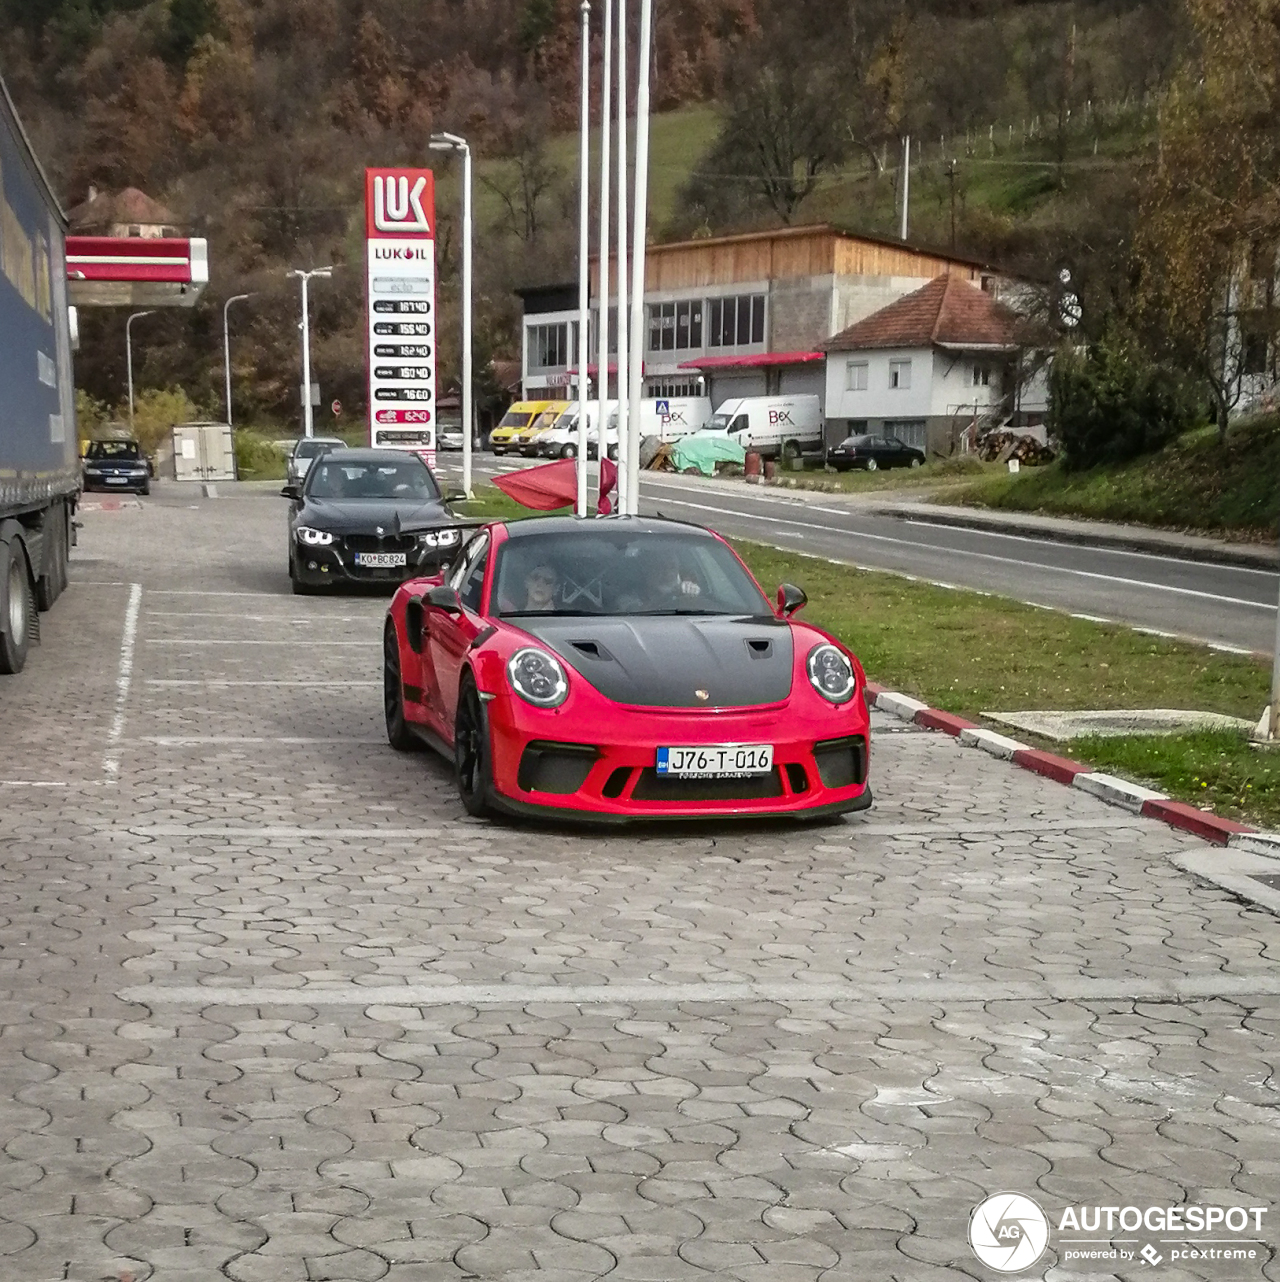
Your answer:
82;438;150;494
827;433;926;473
283;448;467;595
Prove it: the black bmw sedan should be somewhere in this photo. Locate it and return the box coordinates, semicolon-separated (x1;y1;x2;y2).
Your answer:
284;448;466;594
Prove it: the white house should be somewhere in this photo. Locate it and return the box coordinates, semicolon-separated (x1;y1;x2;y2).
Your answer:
822;274;1049;455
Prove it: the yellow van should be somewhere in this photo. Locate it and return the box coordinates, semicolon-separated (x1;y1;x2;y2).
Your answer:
490;400;568;455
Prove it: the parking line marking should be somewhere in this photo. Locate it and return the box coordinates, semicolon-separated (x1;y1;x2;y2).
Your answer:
145;639;370;646
139;736;386;746
103;583;142;777
119;973;1280;1007
146;679;381;687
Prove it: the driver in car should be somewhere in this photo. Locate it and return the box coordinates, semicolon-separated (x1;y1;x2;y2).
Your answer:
619;549;702;611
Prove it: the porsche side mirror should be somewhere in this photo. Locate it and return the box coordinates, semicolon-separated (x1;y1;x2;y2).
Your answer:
445;489;468;504
426;584;463;614
777;583;807;617
280;483;302;500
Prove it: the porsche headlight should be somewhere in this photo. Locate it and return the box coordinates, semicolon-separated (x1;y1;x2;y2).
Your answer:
508;647;569;708
296;526;335;546
807;643;856;704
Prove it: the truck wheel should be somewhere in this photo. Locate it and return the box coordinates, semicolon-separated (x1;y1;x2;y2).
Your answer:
782;439;802;463
0;541;34;675
35;506;66;612
559;444;577;459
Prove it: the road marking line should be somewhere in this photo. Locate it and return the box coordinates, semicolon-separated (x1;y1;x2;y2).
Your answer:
145;639;370;646
139;736;386;746
650;495;1274;610
147;589;288;597
103;583;142;777
146;612;379;622
119;973;1280;1007
126;817;1143;839
146;679;380;687
0;781;68;788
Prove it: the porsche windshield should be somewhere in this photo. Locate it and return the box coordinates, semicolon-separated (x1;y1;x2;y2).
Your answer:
495;531;770;617
306;458;440;501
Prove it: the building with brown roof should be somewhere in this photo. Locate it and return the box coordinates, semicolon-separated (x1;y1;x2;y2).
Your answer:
519;224;1024;407
67;186;181;238
821;274;1049;455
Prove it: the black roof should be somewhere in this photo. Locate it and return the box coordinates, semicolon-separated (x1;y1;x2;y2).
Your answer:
502;515;710;539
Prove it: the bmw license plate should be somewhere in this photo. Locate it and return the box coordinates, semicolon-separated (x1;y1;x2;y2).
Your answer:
656;744;774;778
355;552;407;568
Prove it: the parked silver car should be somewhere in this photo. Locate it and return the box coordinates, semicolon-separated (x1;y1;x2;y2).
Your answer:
287;436;347;485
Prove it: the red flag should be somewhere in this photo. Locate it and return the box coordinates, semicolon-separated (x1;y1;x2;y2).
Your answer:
493;458;618;515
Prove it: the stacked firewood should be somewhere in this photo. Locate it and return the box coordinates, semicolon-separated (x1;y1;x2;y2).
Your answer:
976;431;1057;465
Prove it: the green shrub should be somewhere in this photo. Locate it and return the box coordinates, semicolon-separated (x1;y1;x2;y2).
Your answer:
234;430;287;479
1049;333;1202;471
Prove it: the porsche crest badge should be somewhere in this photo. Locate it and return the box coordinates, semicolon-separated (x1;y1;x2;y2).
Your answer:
695;689;710;701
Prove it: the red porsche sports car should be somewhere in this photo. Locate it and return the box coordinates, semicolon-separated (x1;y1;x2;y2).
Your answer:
382;515;872;822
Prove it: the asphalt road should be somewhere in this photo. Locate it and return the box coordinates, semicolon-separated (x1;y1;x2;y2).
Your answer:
442;453;1276;655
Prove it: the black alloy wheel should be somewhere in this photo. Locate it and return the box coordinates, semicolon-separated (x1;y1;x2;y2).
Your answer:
0;540;34;675
454;676;495;818
383;620;421;751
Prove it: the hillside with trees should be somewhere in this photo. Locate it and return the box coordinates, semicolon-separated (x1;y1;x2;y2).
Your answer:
1;0;1258;444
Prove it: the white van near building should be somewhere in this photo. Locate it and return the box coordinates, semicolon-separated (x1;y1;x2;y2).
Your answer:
536;401;617;459
635;397;712;442
703;395;823;461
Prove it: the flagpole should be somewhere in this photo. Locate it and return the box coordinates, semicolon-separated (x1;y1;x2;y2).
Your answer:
626;0;653;516
575;0;591;516
614;0;629;514
596;0;613;513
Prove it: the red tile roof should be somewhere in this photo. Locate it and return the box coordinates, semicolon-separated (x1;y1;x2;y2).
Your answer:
824;274;1021;352
68;187;179;231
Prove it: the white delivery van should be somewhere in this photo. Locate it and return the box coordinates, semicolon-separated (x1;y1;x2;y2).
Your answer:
704;395;823;461
636;397;712;443
537;401;617;459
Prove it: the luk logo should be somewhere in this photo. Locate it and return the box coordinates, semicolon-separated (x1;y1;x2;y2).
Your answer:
969;1193;1050;1273
375;175;431;233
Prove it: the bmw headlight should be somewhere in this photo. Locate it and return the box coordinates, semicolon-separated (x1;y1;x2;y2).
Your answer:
296;526;335;546
418;528;461;548
507;647;569;708
806;643;856;704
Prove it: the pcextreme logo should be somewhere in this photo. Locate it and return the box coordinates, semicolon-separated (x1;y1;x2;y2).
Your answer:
969;1193;1050;1272
968;1194;1270;1272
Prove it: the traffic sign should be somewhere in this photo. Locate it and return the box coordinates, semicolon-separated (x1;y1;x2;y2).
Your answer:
331;400;342;417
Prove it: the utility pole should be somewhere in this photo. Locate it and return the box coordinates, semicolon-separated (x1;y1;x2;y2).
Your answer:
222;293;253;428
946;160;958;253
286;267;333;438
899;135;911;242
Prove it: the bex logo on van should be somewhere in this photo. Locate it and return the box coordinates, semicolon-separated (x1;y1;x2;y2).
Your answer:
768;410;795;426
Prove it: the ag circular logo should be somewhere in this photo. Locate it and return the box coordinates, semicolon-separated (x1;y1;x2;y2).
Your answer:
969;1192;1050;1272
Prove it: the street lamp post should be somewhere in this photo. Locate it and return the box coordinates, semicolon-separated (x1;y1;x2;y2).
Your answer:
574;0;592;517
222;293;253;428
126;310;156;434
429;132;475;498
286;267;332;438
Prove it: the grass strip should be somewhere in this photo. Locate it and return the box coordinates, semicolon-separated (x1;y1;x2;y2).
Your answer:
453;485;1272;824
1067;730;1277;829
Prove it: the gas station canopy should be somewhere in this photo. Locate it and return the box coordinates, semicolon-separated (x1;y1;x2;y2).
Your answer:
66;236;209;308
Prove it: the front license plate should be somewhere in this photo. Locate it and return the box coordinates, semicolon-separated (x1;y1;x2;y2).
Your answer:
354;552;407;568
105;476;128;484
656;744;774;778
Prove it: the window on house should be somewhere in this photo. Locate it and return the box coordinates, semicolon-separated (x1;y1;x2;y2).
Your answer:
889;359;912;389
846;361;869;392
1242;329;1270;376
528;323;569;370
647;300;703;352
647;380;702;398
972;364;992;387
707;294;766;347
128;225;141;237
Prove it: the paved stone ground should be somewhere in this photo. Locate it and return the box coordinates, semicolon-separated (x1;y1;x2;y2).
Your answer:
0;481;1276;1282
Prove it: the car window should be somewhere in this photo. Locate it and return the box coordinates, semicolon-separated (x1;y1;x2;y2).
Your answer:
887;437;905;448
494;530;770;617
459;546;489;612
730;416;748;434
448;532;488;595
87;441;141;459
497;411;533;429
306;458;440;500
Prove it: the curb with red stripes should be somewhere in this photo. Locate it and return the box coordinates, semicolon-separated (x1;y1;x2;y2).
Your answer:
863;682;1258;848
